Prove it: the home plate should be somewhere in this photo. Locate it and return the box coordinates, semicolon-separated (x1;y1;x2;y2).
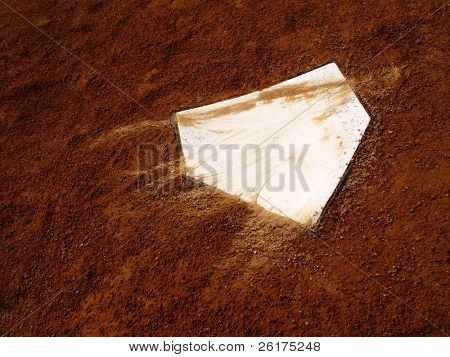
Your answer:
172;63;371;228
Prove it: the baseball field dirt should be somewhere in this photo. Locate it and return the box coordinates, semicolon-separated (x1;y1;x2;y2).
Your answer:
0;0;448;336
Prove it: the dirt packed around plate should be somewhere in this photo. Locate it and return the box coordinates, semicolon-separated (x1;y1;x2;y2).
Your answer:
0;0;448;336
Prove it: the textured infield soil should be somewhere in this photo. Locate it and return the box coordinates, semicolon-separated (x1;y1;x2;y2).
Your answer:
0;0;448;336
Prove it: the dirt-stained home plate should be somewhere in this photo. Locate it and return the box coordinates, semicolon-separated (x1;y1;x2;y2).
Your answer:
172;63;371;228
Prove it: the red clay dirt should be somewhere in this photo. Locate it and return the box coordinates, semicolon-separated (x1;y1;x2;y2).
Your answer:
0;0;448;336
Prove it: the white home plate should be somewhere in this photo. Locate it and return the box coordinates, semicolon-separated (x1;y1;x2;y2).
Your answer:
172;63;370;228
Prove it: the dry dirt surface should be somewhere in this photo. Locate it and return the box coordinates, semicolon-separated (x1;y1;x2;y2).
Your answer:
0;0;448;336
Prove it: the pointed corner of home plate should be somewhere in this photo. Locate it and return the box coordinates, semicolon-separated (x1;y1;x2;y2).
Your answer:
171;62;371;230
